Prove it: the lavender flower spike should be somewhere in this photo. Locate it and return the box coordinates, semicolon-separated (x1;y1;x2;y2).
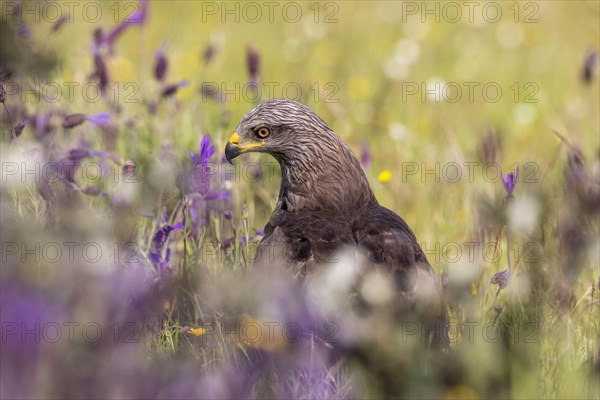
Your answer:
190;135;216;167
500;166;519;195
188;135;216;196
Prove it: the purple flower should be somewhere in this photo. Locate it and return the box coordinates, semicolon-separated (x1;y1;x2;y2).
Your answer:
582;50;598;84
161;80;189;98
123;160;136;180
491;269;511;289
500;166;519;195
566;147;586;188
154;49;168;81
51;14;69;32
62;113;110;129
93;28;104;48
93;49;109;92
86;112;111;126
224;210;233;220
246;46;260;90
37;178;54;202
14;118;28;138
188;136;216;196
190;135;216;168
128;0;149;24
17;23;30;38
204;191;231;201
359;141;371;169
203;44;217;65
63;114;87;128
254;228;265;237
103;0;148;50
222;237;235;249
149;217;183;268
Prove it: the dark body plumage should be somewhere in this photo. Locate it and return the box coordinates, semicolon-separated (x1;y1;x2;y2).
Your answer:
225;98;447;345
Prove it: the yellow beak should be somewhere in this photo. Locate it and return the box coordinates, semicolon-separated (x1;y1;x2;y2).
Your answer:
224;132;264;164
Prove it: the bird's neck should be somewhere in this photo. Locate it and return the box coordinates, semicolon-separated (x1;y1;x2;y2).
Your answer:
276;137;376;214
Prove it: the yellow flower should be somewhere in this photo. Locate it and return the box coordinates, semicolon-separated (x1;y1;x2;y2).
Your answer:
445;385;479;400
378;170;393;183
471;282;478;296
188;327;206;336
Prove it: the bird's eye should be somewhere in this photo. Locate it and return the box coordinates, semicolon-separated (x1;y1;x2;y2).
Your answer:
256;127;270;138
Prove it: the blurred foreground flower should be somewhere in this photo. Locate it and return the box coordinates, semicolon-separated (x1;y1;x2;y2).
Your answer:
360;141;371;169
491;268;511;289
189;135;216;196
187;327;206;336
63;112;111;129
149;215;184;274
13;118;28;138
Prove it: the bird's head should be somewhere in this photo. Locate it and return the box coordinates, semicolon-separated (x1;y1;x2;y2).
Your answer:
224;98;333;164
225;98;375;212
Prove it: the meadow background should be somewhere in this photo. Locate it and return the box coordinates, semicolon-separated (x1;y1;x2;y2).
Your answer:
1;0;599;398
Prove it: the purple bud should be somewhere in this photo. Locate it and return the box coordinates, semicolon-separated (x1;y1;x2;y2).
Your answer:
246;46;260;89
37;178;54;202
51;14;69;32
93;51;109;92
566;147;586;188
205;191;231;201
582;51;598;84
500;166;519;195
18;24;30;39
161;80;189;98
491;269;511;289
82;185;108;197
222;237;235;249
224;210;233;220
123;160;136;176
93;28;104;48
253;228;265;237
14;118;29;138
129;0;149;25
203;45;216;65
67;148;91;162
154;50;168;81
359;141;371;168
86;112;111;126
63;114;87;129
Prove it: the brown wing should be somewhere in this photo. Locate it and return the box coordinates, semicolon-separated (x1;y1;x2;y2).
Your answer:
255;207;355;279
353;204;448;344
